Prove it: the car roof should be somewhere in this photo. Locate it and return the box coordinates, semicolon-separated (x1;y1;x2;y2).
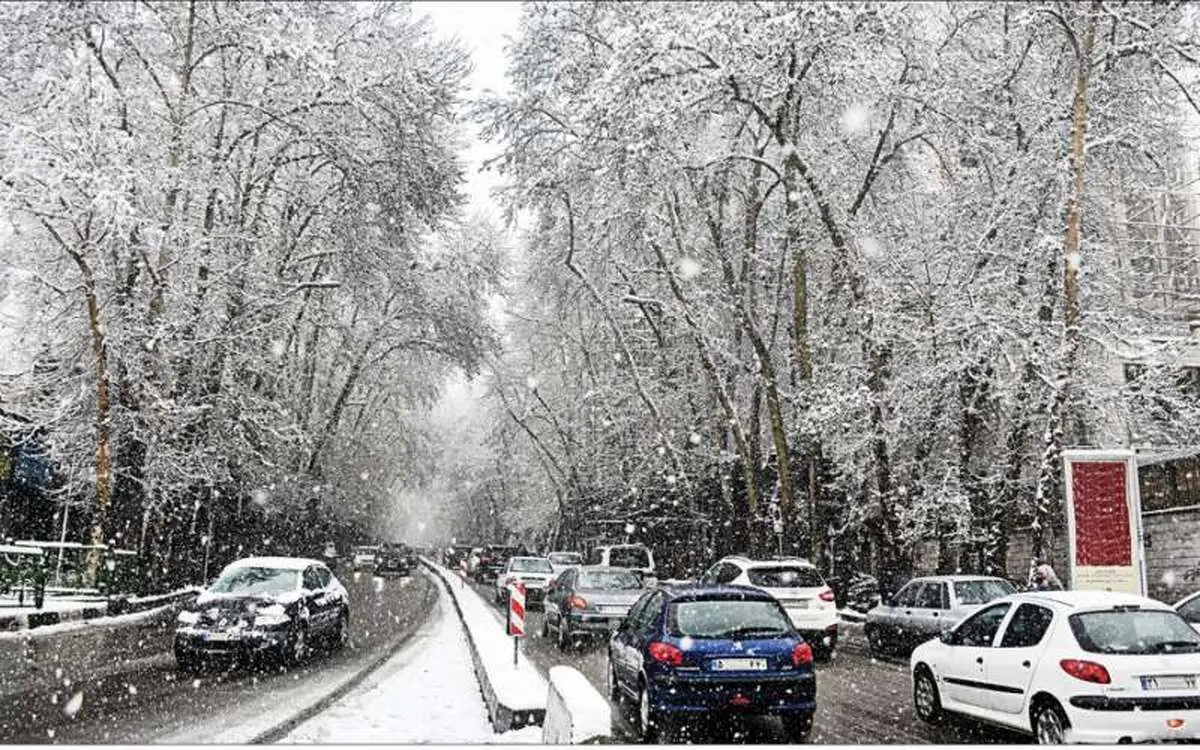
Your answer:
509;555;551;562
576;565;637;573
722;555;817;569
598;544;650;550
907;575;1012;584
1004;589;1170;611
659;583;777;602
224;556;322;571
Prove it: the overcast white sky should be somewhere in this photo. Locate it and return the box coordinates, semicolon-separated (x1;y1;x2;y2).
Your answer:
410;1;523;213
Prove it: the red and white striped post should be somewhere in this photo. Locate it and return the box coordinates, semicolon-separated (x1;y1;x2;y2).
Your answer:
508;581;526;666
458;556;468;588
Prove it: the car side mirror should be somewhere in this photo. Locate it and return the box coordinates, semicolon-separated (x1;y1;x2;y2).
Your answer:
939;629;955;645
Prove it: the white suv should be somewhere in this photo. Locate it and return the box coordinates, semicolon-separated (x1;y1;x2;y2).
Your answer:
700;555;838;659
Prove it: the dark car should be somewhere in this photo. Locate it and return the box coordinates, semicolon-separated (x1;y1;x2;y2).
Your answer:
607;584;817;742
174;556;350;673
543;565;643;650
475;544;519;583
376;543;411;576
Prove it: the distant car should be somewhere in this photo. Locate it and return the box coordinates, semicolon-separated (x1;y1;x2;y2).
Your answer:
543;566;643;650
376;543;410;576
547;551;584;574
1174;590;1200;634
351;546;378;571
607;584;816;742
911;590;1200;744
866;575;1017;657
174;556;350;673
322;542;338;561
476;544;520;583
494;556;555;607
701;556;838;660
590;544;657;585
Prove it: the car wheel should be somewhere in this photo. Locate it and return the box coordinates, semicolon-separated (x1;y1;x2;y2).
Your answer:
1032;699;1070;745
332;610;349;650
866;625;886;658
556;619;571;652
912;666;944;725
287;624;310;666
540;615;550;638
176;653;201;675
782;713;813;742
637;681;661;742
607;658;622;704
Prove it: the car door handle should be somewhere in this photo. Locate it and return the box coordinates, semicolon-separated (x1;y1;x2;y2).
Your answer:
1022;660;1031;668
976;657;984;664
905;610;912;616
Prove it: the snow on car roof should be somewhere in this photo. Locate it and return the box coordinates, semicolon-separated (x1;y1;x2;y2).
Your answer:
222;556;321;571
1015;589;1168;611
911;574;1011;583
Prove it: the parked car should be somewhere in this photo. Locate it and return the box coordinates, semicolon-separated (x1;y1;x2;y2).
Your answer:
1174;590;1200;634
443;544;474;569
866;575;1016;657
174;556;350;673
828;570;881;614
911;589;1200;744
607;583;817;742
351;545;379;571
547;550;584;574
376;543;411;576
494;555;555;607
589;544;657;585
700;555;839;660
543;566;643;650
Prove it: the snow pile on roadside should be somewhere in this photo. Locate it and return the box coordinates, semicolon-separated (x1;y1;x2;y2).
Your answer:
542;665;611;744
0;603;174;641
281;595;539;744
427;561;548;712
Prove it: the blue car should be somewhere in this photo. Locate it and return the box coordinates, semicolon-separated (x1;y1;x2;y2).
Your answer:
606;584;817;741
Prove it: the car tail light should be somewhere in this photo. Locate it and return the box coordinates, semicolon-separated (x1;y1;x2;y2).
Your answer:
818;588;835;602
568;595;588;610
648;641;684;666
1060;659;1111;684
792;641;814;666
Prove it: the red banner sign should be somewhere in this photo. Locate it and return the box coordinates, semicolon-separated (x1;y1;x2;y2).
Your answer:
1071;461;1132;567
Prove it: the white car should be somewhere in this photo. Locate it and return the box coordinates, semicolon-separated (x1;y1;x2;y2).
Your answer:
351;545;378;571
494;556;555;608
546;550;583;575
910;590;1200;744
699;555;839;659
1174;590;1200;634
588;544;657;586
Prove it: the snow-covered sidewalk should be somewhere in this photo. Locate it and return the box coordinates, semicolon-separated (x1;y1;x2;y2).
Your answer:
280;586;540;744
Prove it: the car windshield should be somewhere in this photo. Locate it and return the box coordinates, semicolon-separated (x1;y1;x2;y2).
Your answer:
668;599;793;639
549;552;583;565
953;579;1016;605
577;569;640;589
609;547;650;568
509;558;553;573
747;566;825;588
1069;609;1200;654
209;567;298;595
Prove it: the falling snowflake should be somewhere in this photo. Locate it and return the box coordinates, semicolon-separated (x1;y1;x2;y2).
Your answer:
840;102;871;135
127;684;137;696
270;340;286;360
688;432;702;446
63;690;83;719
525;376;538;391
678;257;701;280
192;679;201;689
251;489;269;507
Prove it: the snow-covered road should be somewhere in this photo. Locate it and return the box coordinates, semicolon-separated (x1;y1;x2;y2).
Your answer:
281;583;541;744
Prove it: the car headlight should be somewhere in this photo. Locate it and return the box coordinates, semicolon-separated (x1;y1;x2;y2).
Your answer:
253;604;290;628
177;610;200;625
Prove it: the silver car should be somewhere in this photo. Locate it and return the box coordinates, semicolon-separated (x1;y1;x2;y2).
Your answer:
864;575;1016;657
542;565;643;650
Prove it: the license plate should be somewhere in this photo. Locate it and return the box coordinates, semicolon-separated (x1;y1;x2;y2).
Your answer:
203;631;237;642
1142;675;1197;690
787;601;810;610
600;605;626;614
712;658;768;671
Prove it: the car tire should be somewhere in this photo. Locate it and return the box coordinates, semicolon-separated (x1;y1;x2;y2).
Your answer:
866;625;886;658
607;657;623;704
556;619;571;652
1032;698;1070;745
912;666;944;725
332;609;349;650
540;615;550;638
176;653;201;675
286;623;310;667
782;713;813;742
637;680;662;742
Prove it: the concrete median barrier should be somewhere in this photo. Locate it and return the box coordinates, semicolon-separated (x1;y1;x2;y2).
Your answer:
542;665;611;744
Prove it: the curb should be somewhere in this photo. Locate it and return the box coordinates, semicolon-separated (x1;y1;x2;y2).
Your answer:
249;571;439;744
419;557;545;733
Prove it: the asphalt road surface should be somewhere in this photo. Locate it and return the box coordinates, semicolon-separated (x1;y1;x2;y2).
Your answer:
0;566;435;744
468;580;1028;744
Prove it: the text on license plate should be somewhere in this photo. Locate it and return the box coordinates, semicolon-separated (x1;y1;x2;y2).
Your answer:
203;632;237;642
712;658;768;671
1141;675;1197;690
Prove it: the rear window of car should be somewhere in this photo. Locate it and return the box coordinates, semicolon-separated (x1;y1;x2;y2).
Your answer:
953;579;1016;605
510;557;553;573
549;552;583;565
668;599;793;639
577;570;640;589
609;547;650;568
1069;609;1200;655
747;566;824;588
